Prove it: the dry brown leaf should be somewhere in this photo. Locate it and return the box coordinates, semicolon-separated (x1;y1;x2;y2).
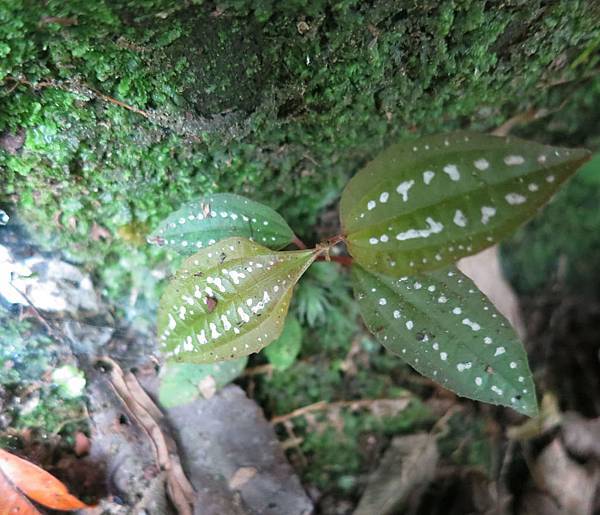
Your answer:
198;375;217;399
100;357;195;515
354;433;439;515
90;223;111;242
0;448;90;514
458;246;525;337
228;467;257;490
524;438;598;515
74;432;91;457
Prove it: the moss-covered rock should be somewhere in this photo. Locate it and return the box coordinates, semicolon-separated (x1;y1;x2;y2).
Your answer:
1;0;599;307
0;312;87;439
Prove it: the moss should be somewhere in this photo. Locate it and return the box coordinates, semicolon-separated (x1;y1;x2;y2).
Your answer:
436;411;493;472
1;0;599;309
0;310;87;437
253;317;434;494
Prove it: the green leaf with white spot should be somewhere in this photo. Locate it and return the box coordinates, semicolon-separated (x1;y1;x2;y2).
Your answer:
264;315;302;370
157;237;319;363
158;357;247;408
149;193;295;254
341;132;591;277
352;264;538;416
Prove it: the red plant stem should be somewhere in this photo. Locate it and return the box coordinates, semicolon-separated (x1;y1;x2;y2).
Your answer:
326;234;346;246
316;254;353;266
292;235;307;250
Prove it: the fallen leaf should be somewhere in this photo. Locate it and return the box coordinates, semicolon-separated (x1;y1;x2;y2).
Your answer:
0;470;39;515
198;375;217;399
561;413;600;461
354;433;438;515
101;357;195;515
0;448;90;512
74;432;91;457
90;223;111;242
523;439;597;515
228;467;257;490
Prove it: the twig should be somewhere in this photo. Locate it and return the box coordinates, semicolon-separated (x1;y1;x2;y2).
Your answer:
87;85;150;118
4;76;150;119
429;404;463;437
271;396;411;425
282;421;307;467
10;283;59;340
491;97;572;137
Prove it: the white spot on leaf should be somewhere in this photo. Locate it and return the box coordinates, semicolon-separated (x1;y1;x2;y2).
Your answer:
453;209;467;227
462;318;481;331
474;158;489;171
442;164;460;181
504;155;525;165
505;193;527;205
396;180;415;201
395;217;443;241
481;206;496;224
423;170;435;185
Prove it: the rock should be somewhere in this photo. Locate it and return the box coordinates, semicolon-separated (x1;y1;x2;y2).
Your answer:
0;244;103;316
165;385;313;515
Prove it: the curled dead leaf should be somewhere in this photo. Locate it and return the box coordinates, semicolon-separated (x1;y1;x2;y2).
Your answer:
0;448;91;513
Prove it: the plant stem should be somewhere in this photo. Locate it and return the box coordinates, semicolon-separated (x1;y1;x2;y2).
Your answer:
292;235;307;249
316;254;353;266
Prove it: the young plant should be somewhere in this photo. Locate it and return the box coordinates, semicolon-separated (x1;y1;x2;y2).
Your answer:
149;132;590;416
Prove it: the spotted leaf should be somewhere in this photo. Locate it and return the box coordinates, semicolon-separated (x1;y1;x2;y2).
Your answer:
352;264;537;416
263;315;302;371
341;132;591;276
157;237;319;363
149;193;295;254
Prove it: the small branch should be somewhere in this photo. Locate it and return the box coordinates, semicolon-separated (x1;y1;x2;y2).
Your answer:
271;396;411;425
5;76;151;118
292;235;307;250
271;401;328;424
88;85;150;118
316;254;353;266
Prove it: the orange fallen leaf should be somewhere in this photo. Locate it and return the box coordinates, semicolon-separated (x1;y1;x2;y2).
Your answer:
0;449;91;513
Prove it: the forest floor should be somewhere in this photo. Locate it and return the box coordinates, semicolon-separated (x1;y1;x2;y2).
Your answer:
1;154;600;514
